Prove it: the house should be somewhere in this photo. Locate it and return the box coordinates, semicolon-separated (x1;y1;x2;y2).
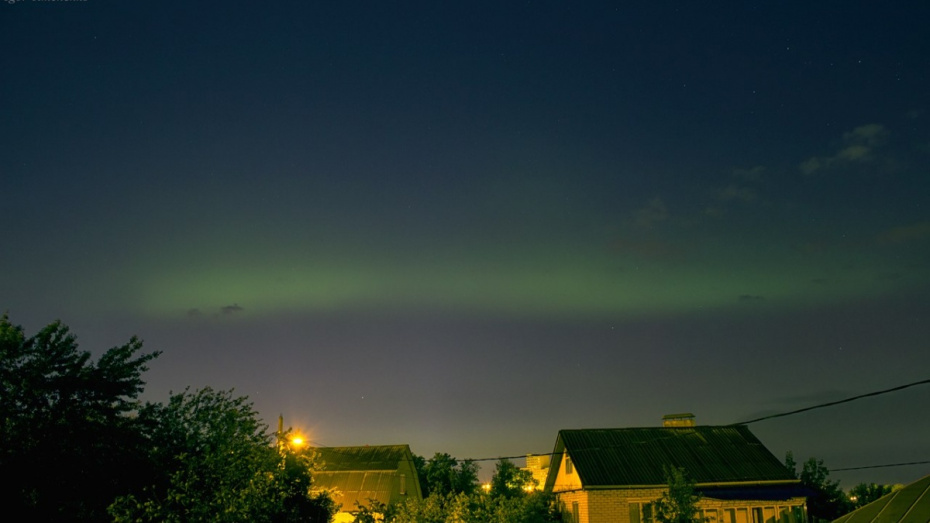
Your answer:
544;414;808;523
310;444;423;523
832;474;930;523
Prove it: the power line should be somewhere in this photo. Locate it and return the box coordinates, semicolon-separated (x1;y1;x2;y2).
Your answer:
731;377;930;426
830;460;930;472
294;378;930;475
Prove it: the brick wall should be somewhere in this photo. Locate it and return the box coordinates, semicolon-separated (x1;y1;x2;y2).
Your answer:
556;487;807;523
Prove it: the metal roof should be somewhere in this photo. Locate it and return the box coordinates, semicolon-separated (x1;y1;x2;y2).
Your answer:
314;444;415;472
832;474;930;523
310;445;422;511
312;470;403;508
548;425;797;488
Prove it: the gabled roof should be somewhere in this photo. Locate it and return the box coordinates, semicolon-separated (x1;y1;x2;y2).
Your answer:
311;445;423;510
546;425;797;489
832;474;930;523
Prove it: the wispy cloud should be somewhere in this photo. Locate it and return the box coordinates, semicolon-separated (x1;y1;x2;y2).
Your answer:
631;197;669;229
800;123;889;175
715;184;757;203
704;166;764;216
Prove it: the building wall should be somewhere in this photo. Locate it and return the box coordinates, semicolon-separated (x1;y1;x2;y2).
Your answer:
550;453;583;493
524;454;551;490
555;487;807;523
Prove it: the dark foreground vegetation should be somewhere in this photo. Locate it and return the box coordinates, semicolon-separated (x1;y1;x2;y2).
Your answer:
0;315;563;522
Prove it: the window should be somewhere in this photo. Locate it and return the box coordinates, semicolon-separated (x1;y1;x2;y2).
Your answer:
750;507;776;523
703;509;719;523
400;474;406;495
643;502;654;523
565;456;573;475
751;507;780;523
630;502;655;523
776;506;804;523
571;501;580;523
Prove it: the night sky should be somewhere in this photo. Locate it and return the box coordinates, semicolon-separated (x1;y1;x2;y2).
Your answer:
3;1;929;485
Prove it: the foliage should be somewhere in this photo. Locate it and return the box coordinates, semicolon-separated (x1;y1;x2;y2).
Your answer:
848;482;893;509
392;492;455;523
785;450;798;478
489;491;563;523
785;452;852;522
0;315;160;522
391;458;560;522
414;452;481;497
391;490;561;523
108;387;335;522
352;499;390;523
653;466;704;523
490;458;536;499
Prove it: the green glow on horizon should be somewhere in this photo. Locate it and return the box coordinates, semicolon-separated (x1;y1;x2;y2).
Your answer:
125;236;921;320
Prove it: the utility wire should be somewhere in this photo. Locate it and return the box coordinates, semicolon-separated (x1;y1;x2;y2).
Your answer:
830;460;930;472
294;378;930;474
731;378;930;426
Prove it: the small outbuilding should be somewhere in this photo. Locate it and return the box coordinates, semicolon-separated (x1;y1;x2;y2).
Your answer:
310;444;423;523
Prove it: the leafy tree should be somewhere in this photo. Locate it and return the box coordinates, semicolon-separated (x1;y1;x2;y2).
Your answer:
654;466;705;523
392;492;452;523
391;457;560;523
352;499;392;523
848;482;893;509
417;452;481;497
392;490;561;523
489;491;563;523
785;452;852;522
108;387;334;522
413;453;429;496
0;315;160;522
490;458;536;498
785;450;798;478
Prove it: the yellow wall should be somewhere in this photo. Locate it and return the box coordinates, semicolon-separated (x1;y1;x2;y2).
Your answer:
554;486;807;523
550;454;583;493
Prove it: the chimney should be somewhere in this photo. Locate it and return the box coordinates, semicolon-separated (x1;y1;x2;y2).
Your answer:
662;413;695;427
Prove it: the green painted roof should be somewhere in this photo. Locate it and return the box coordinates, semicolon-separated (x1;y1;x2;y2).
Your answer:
547;425;797;488
832;474;930;523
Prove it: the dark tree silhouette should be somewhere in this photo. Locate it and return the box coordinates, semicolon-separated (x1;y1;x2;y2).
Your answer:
0;314;160;522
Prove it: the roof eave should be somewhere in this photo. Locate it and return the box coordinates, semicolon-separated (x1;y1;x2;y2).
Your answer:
580;479;802;490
